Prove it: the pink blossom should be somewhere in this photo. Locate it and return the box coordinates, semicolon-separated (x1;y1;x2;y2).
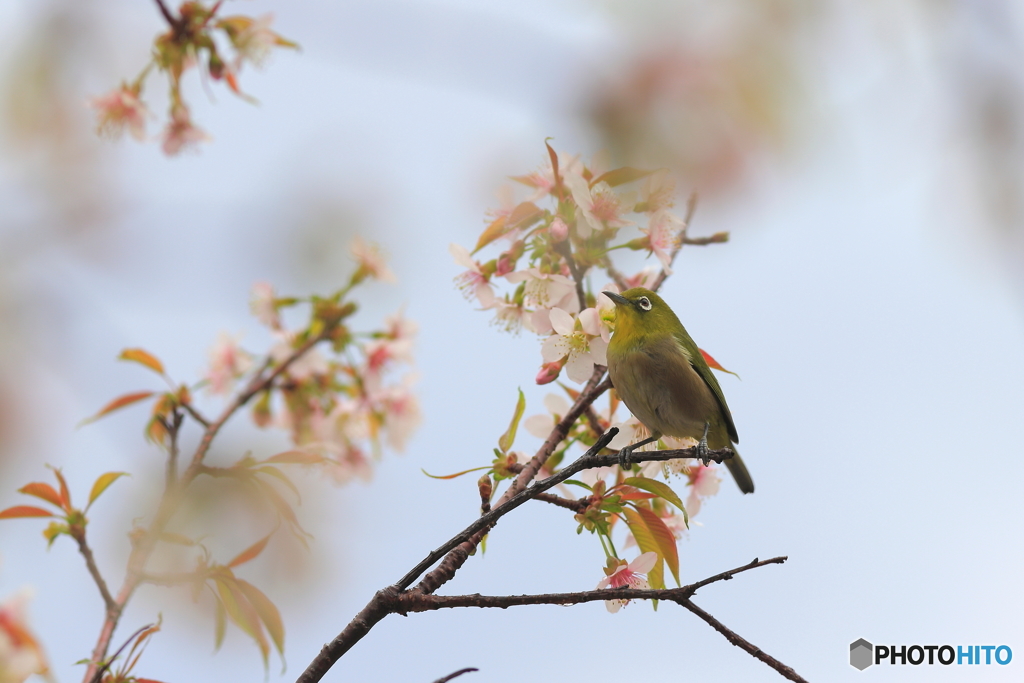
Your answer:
271;332;329;380
549;217;569;242
161;106;209;156
250;282;280;329
564;169;632;238
640;169;676;213
491;299;532;334
642;210;684;274
623;266;660;290
449;243;496;308
504;268;577;313
383;309;418;342
373;378;421;452
597;552;658;613
534;361;562;385
524;393;572;438
512;151;583;202
541;308;608;383
88;85;149;141
351;237;397;283
229;14;281;68
685;461;721;517
205;333;253;395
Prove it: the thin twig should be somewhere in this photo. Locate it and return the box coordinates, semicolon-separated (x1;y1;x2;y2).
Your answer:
431;668;478;683
72;529;117;615
681;599;808;683
295;430;741;683
82;332;329;683
533;492;587;513
651;192;698;292
180;402;211;428
394;557;788;613
152;0;178;28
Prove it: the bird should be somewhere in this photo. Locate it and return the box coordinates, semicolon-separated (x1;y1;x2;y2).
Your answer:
602;287;754;494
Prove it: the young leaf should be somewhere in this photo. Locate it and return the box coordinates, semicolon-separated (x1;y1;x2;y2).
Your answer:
504;201;543;232
48;467;71;510
213;595;227;651
216;577;270;667
228;532;273;569
17;483;63;509
636;506;680;587
0;506;56;519
80;391;156;426
87;472;129;509
43;521;69;547
498;388;526;454
119;348;165;375
420;465;491;480
236;579;285;658
590;166;656;188
263;451;324;465
623;477;686;515
256;467;301;503
699;348;740;378
622;507;664;591
545;139;562;198
472;215;508;254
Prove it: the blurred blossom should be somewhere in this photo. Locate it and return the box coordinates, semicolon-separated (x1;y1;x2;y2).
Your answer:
271;332;329;380
351;237;396;283
250;282;281;329
684;461;721;517
205;333;253;395
449;243;496;307
87;84;149;141
161;105;209;156
524;392;572;438
0;590;48;683
642;210;684;273
564;169;631;238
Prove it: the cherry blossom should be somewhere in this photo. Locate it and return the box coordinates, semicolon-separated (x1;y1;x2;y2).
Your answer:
450;243;496;308
540;308;608;383
161;106;209;156
597;551;658;613
524;393;572;438
88;85;149;141
351;237;397;283
684;461;721;517
205;333;253;395
564;169;631;238
639;169;676;214
511;151;583;202
250;281;280;329
505;268;577;313
534;361;562;385
227;14;281;69
271;332;329;380
642;210;684;273
623;266;660;290
373;378;422;452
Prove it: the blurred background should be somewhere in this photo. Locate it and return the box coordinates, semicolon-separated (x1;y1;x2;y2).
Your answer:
1;0;1023;681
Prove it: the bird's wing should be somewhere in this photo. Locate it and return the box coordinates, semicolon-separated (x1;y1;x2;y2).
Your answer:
673;328;739;443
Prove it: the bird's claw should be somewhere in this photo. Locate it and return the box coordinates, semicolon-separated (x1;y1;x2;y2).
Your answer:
696;438;710;466
617;447;633;471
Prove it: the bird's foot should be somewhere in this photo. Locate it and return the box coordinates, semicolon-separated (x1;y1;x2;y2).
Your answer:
697;421;711;465
617;446;634;471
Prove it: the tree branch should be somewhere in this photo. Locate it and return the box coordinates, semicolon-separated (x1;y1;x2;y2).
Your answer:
152;0;178;29
72;528;118;616
431;668;478;683
533;492;587;512
295;430;743;683
82;332;330;683
651;192;699;292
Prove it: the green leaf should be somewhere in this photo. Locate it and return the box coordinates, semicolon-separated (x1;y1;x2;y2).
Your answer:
215;577;270;668
43;521;69;548
498;388;526;454
562;479;593;491
624;477;687;521
213;595;227;651
590;166;656;188
636;506;680;587
87;472;129;509
118;348;165;375
236;579;285;658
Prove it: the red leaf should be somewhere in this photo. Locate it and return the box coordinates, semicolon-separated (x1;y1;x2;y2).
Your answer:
119;348;165;375
0;506;55;519
636;506;680;587
699;349;740;378
545;139;562;199
17;483;63;509
80;391;156;425
49;467;71;510
228;532;273;568
472;215;508;254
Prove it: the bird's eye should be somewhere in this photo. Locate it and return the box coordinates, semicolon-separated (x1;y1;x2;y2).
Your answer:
637;297;652;311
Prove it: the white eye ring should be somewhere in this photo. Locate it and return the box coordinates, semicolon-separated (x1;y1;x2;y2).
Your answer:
638;297;652;311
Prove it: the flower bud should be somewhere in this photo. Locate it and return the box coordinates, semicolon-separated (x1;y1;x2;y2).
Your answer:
535;361;562;385
549;217;569;243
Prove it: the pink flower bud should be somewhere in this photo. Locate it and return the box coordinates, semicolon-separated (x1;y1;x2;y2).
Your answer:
549;217;569;243
495;252;515;277
535;361;562;385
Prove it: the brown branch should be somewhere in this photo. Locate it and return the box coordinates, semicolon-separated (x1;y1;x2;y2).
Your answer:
582;405;605;438
431;668;478;683
681;599;807;682
533;492;586;513
71;528;118;615
152;0;179;28
180;402;211;428
683;232;729;246
395;556;787;613
82;332;329;683
295;430;742;683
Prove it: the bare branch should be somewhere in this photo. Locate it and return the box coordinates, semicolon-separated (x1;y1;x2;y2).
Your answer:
431;668;478;683
533;492;586;512
152;0;178;28
71;528;118;615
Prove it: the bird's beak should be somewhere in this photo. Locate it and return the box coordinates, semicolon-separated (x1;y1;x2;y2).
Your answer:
602;291;629;307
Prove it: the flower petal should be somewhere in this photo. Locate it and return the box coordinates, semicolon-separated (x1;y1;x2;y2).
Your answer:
449;243;474;269
541;335;565;363
629;551;659;575
548;308;575;336
564;351;594;383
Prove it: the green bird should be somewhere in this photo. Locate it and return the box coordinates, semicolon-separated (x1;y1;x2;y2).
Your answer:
603;288;754;494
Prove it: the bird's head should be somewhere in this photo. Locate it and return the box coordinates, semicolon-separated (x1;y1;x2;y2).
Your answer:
601;287;681;341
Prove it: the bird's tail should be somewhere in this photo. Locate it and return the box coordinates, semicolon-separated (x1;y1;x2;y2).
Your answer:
725;448;755;494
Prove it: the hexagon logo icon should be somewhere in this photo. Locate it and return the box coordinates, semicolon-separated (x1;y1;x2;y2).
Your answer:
850;638;873;670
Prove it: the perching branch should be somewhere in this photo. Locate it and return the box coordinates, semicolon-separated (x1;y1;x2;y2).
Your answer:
82;331;331;683
431;669;479;683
